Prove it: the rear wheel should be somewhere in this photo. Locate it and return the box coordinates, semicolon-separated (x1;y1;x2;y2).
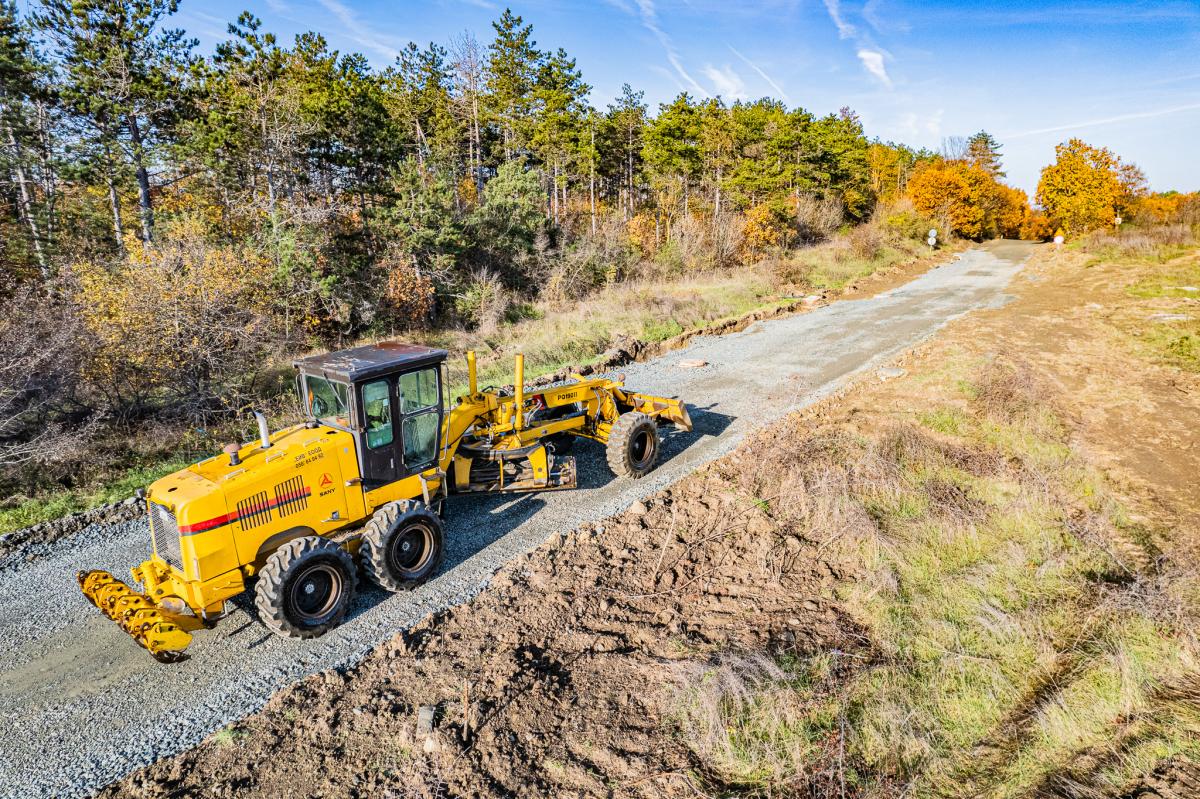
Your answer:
255;536;356;638
605;412;660;478
361;500;445;592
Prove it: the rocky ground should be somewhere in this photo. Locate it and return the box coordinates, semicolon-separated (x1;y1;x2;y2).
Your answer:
96;238;1200;798
0;243;1031;799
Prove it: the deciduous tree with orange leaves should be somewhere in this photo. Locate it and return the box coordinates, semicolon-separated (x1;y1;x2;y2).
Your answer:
907;159;1027;240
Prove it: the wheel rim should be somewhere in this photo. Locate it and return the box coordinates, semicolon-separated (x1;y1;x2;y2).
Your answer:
288;562;343;624
389;523;434;577
630;428;656;468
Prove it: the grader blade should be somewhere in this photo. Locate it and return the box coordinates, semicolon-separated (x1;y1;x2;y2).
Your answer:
77;570;194;662
452;442;577;494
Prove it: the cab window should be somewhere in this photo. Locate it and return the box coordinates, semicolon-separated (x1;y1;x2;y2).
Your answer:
399;368;438;413
362;380;393;449
399;368;440;469
403;412;439;466
304;375;350;428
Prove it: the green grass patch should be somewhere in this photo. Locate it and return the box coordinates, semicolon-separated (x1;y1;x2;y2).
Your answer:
0;456;192;534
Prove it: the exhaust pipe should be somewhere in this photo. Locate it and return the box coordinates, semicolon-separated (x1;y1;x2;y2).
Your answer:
254;411;271;449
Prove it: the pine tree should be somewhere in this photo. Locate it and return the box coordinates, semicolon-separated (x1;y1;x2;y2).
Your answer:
531;47;589;225
605;84;646;219
485;9;541;161
643;93;701;231
34;0;196;245
0;0;52;275
966;130;1004;177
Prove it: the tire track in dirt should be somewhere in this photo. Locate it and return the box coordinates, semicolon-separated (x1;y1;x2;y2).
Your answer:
0;241;1035;799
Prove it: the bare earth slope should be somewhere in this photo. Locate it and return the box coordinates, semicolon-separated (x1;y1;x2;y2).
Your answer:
0;242;1034;799
98;239;1200;798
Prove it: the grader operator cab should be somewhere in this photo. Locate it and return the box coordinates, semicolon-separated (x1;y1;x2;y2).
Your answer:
78;342;691;661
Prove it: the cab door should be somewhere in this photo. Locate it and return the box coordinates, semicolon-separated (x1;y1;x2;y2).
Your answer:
359;376;398;488
397;366;443;475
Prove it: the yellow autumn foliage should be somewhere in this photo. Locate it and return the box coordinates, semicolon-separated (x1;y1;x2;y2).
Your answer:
741;201;791;257
74;221;280;410
626;211;659;257
1035;138;1125;235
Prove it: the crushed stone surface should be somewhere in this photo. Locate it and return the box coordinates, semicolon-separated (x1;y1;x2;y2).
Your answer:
0;241;1034;799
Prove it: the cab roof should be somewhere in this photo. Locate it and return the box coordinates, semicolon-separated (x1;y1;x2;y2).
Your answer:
293;341;448;383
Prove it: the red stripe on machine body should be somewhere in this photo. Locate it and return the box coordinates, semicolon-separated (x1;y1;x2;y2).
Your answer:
177;486;312;535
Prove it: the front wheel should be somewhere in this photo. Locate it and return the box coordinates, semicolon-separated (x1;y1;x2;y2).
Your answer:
605;412;660;478
255;536;357;638
361;500;445;592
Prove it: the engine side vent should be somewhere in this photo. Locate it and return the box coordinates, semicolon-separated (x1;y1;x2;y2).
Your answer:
236;491;272;531
274;476;309;517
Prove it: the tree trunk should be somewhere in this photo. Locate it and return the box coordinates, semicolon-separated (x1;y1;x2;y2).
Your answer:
550;162;558;224
626;129;634;221
127;114;153;243
714;171;722;226
103;141;125;253
471;95;483;193
3;116;48;277
35;101;56;249
590;125;597;236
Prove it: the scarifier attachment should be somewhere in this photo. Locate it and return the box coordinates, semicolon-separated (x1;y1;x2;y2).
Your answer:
620;391;693;432
77;570;194;662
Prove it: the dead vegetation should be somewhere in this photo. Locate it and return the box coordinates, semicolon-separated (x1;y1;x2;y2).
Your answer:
99;238;1200;798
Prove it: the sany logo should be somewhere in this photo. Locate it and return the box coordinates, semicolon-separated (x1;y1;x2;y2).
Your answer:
319;473;333;487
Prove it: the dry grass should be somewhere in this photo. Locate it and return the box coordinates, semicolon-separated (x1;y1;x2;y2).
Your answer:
671;653;847;797
679;355;1200;797
1083;224;1196;260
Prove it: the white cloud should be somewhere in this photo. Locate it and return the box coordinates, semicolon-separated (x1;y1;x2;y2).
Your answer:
886;108;942;147
702;64;747;100
1006;102;1200;139
728;45;789;101
823;0;897;90
822;0;856;39
856;49;892;88
263;0;290;12
611;0;709;97
316;0;400;60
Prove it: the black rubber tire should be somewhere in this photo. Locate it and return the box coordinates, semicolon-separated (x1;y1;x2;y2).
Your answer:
361;500;445;592
255;536;356;639
605;412;660;478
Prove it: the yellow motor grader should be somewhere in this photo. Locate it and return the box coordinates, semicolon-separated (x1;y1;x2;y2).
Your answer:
78;342;691;661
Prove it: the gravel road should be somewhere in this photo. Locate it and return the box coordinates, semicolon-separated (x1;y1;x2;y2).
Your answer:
0;241;1035;799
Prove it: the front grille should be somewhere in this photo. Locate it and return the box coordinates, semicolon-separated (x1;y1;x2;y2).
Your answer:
148;502;183;570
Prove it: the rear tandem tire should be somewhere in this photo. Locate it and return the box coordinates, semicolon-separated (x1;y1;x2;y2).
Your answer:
255;536;357;639
605;411;660;479
361;500;445;592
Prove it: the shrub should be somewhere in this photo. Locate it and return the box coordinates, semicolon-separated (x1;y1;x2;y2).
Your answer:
883;208;936;242
847;224;884;260
73;223;282;420
743;200;793;256
794;194;843;242
454;271;510;333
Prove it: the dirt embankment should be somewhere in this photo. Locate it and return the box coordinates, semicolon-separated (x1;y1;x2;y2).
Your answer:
102;240;1200;798
107;454;864;798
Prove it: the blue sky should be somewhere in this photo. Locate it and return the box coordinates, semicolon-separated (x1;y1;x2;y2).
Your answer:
172;0;1200;196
